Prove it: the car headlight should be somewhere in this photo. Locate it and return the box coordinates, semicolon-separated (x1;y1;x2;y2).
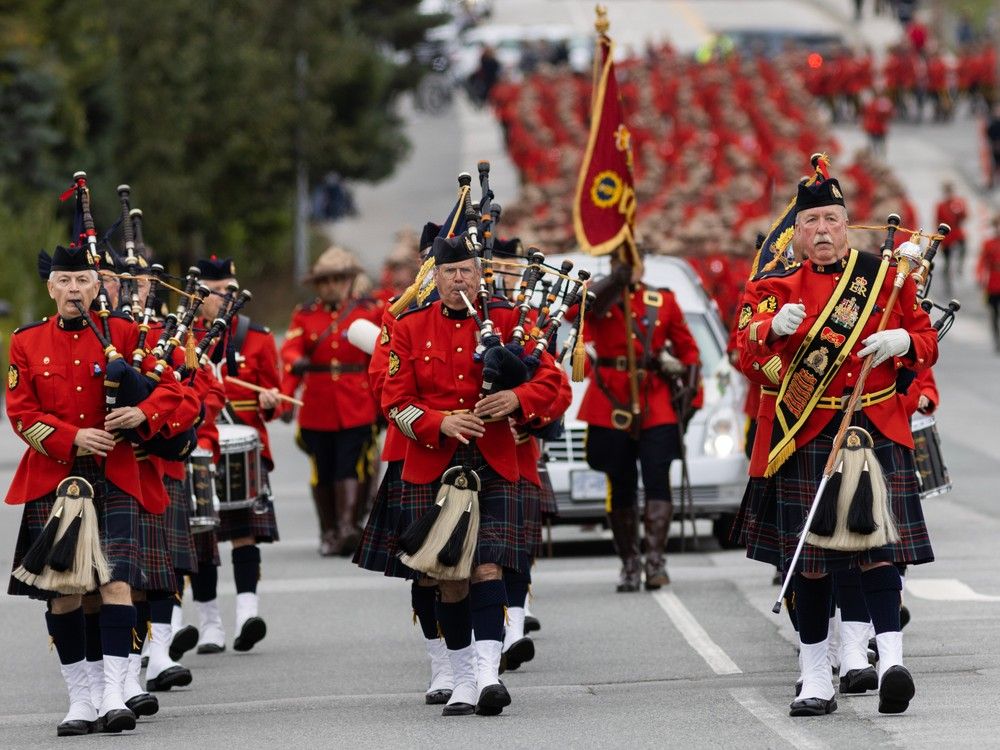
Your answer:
703;406;740;458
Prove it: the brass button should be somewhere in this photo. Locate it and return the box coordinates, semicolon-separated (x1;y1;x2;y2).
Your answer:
847;373;853;378
455;323;461;328
332;342;338;348
458;374;464;380
74;359;80;365
73;334;79;340
76;386;83;392
424;356;430;362
79;414;85;420
456;347;463;353
44;371;49;377
43;356;50;364
458;398;464;404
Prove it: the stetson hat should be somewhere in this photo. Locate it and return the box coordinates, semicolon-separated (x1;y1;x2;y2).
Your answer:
304;246;362;282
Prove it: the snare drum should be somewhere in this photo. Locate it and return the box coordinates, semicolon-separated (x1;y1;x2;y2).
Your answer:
215;423;263;511
911;414;951;499
188;447;220;533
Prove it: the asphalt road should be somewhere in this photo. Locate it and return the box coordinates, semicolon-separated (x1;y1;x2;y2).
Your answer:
3;1;1000;748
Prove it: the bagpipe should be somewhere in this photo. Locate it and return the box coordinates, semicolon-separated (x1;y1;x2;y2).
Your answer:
398;164;590;579
773;215;951;613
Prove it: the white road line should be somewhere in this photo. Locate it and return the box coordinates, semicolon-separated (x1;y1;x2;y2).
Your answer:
729;688;828;750
906;578;1000;602
652;590;742;675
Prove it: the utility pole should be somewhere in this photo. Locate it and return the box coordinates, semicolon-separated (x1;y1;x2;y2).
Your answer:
293;48;309;284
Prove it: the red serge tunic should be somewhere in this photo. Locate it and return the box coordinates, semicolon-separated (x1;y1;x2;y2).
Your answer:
5;313;184;505
381;300;566;484
738;252;938;461
578;286;700;429
279;297;382;431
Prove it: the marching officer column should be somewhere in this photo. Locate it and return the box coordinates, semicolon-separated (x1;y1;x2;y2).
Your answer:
188;257;281;654
280;246;382;556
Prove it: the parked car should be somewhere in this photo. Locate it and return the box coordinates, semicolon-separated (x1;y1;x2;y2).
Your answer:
539;253;748;547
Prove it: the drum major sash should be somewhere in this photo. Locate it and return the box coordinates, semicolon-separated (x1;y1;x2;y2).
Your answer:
765;249;889;477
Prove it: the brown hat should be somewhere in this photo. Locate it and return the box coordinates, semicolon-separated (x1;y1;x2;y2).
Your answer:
305;246;362;282
385;242;420;269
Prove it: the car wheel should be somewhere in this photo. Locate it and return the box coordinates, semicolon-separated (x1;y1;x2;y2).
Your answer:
713;514;741;550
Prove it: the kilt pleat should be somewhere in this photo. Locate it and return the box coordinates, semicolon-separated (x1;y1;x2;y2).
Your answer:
216;471;279;543
353;460;405;575
9;457;142;599
740;413;934;573
163;476;198;575
521;480;543;558
137;504;177;596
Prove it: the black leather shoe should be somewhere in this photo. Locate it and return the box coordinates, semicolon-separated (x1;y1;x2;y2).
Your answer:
868;637;878;661
441;702;475;716
88;718;103;734
146;665;193;692
425;689;452;705
234;617;267;652
56;719;91;737
100;708;136;733
900;605;911;630
196;642;225;654
789;696;837;716
475;683;511;716
878;665;915;714
524;615;540;633
503;637;535;671
170;624;199;661
840;667;878;694
125;692;160;716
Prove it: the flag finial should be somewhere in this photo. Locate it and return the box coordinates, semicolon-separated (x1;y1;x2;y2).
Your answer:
594;4;609;35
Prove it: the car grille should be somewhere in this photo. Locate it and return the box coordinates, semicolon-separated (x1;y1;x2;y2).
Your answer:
543;428;587;463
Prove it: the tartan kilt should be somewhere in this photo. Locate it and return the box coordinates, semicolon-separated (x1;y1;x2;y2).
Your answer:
521;480;543;558
163;476;198;575
353;460;405;576
537;464;559;519
743;413;934;574
137;504;177;596
216;471;279;543
391;444;529;579
192;528;221;567
8;457;142;600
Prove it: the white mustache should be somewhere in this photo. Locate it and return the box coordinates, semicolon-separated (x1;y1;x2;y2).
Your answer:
814;234;833;245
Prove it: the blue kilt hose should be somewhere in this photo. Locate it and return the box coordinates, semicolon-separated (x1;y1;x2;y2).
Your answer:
394;444;529;579
216;470;279;543
520;479;544;559
8;457;142;600
741;412;934;574
353;460;405;576
163;476;198;575
137;502;178;597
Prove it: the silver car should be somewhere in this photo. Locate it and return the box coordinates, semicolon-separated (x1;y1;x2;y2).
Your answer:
540;252;749;547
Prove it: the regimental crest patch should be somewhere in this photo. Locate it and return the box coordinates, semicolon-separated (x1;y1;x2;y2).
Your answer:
830;297;861;329
379;325;390;346
848;276;869;297
738;304;753;330
757;295;778;315
804;346;830;377
7;364;17;390
388;351;400;377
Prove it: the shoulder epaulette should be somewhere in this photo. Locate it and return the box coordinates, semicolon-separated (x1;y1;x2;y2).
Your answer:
397;301;433;320
754;261;803;281
12;318;48;335
248;321;271;334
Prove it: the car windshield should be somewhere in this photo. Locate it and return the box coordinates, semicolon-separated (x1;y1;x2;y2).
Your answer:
684;312;723;376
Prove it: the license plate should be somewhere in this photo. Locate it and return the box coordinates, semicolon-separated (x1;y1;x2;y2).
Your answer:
570;470;607;501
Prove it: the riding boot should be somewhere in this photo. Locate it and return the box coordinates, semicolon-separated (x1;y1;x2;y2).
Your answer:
608;507;641;592
643;501;673;590
311;484;338;556
332;478;362;556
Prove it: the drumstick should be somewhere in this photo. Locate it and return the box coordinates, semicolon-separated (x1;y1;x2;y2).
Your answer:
224;376;304;406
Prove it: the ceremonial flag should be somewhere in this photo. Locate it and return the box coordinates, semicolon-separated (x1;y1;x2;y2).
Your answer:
572;10;637;259
749;153;830;280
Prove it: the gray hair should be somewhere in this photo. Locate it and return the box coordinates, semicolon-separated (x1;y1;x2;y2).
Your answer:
49;269;99;282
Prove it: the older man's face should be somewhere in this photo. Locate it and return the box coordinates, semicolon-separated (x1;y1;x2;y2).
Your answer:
48;271;100;319
794;206;849;266
435;258;480;311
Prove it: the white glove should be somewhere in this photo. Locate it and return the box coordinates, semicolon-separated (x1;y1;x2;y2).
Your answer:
857;328;910;367
658;348;685;375
771;303;806;337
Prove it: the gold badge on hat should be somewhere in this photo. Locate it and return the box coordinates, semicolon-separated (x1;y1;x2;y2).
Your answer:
831;184;843;199
388;351;400;377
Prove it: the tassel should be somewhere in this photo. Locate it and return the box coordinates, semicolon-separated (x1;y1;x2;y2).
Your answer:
571;289;588;383
185;330;198;370
47;509;83;572
398;495;444;556
18;500;65;575
809;461;842;537
389;256;436;317
846;460;878;534
437;501;472;567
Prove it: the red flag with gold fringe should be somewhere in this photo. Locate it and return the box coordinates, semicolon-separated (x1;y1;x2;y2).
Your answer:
572;14;636;258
